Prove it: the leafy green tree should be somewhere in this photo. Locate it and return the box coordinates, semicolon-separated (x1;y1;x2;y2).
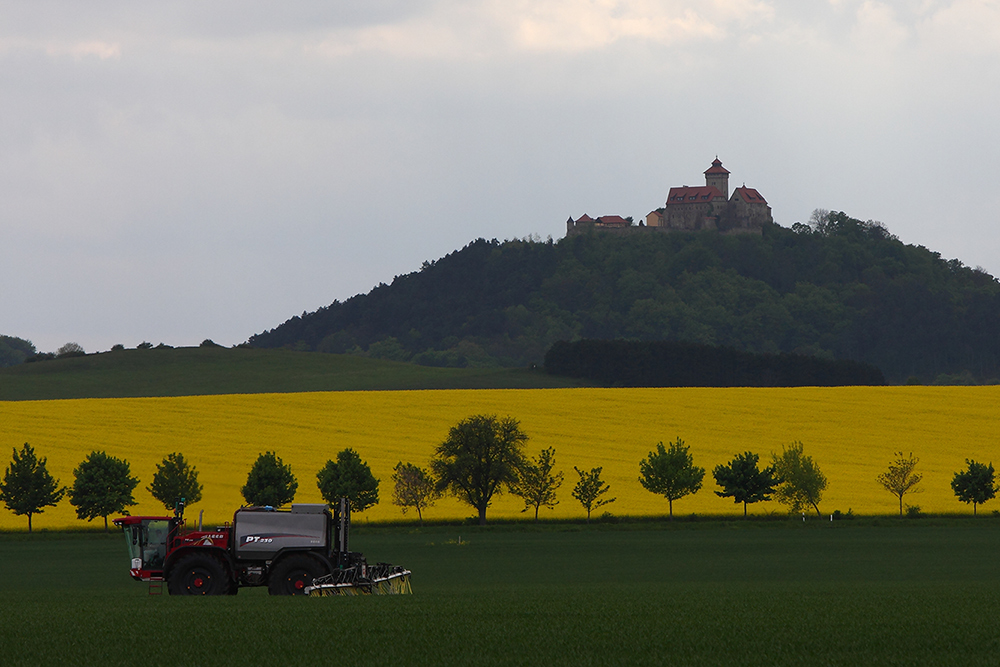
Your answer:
366;337;411;362
571;466;615;522
0;443;65;532
56;342;85;357
876;452;923;516
951;460;996;515
639;438;706;519
241;451;297;507
431;414;528;525
147;452;203;510
0;335;35;367
713;451;777;516
513;447;564;520
772;442;827;516
68;451;139;531
391;462;439;522
316;448;380;513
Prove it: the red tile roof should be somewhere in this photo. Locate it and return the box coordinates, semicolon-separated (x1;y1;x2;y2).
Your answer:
666;185;725;205
596;215;629;226
732;186;767;204
704;158;730;176
575;214;595;223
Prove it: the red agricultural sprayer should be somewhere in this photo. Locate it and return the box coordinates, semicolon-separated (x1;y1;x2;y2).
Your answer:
112;498;411;596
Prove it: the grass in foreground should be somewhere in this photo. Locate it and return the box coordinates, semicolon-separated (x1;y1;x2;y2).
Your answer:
1;521;998;666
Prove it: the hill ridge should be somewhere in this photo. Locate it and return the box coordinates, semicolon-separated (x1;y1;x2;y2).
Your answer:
250;212;1000;384
0;347;587;400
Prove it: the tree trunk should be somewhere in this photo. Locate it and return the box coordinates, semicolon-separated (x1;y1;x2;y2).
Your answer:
812;501;821;516
743;502;748;517
899;495;903;517
586;507;591;524
28;513;32;533
416;505;423;524
478;505;487;525
534;505;540;521
668;499;673;520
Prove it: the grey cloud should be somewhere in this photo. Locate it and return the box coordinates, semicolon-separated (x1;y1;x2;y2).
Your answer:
2;1;999;352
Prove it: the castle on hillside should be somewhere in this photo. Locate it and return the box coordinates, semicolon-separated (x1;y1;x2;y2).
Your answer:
566;158;773;237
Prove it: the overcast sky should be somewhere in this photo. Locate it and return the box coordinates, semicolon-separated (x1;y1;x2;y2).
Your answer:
3;1;999;353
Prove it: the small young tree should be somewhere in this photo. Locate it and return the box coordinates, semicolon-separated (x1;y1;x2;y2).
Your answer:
316;448;380;513
391;462;439;522
639;438;705;519
951;459;996;516
431;414;529;525
56;342;85;357
713;451;777;517
147;452;203;510
241;451;297;507
513;447;564;521
876;451;923;516
772;441;827;516
0;443;65;532
68;451;139;531
571;466;615;522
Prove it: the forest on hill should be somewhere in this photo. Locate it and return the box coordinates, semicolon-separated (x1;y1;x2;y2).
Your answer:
249;212;1000;384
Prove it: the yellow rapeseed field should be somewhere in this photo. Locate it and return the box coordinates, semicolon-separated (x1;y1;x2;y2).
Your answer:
0;387;997;530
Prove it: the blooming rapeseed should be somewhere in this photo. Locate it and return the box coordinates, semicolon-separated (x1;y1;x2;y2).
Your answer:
0;387;996;529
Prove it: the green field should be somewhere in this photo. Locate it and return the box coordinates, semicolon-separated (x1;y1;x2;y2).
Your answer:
2;520;999;666
0;347;586;400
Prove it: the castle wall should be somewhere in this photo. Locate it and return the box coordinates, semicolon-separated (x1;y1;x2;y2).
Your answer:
664;203;717;231
564;160;771;238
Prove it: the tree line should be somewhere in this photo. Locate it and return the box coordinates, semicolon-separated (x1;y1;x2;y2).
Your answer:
543;339;885;387
248;212;1000;383
3;423;996;530
401;424;997;522
0;447;195;532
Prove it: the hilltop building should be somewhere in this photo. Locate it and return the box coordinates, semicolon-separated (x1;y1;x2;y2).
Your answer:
566;158;772;237
564;214;634;231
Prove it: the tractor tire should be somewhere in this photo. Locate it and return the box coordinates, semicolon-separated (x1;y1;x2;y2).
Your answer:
268;554;325;596
167;554;230;596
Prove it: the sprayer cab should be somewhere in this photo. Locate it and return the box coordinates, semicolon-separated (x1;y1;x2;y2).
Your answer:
116;516;175;578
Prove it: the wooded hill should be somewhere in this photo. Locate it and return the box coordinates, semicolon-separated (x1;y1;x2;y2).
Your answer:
249;212;1000;384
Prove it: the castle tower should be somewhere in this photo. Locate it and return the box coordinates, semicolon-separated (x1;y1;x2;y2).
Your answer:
704;158;730;199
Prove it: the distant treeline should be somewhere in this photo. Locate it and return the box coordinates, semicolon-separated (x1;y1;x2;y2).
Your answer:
544;339;885;387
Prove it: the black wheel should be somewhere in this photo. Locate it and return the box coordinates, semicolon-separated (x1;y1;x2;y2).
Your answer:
268;554;325;596
167;554;230;596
